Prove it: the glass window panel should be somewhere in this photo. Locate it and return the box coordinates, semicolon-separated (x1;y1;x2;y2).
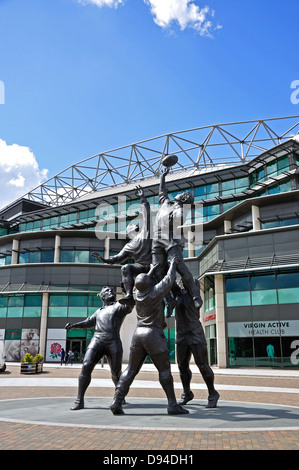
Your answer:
278;287;299;304
32;220;41;231
60;214;69;225
226;276;250;292
228;338;254;367
250;274;276;290
257;167;265;181
41;250;54;262
75;250;90;263
277;155;289;173
261;220;279;229
23;306;41;317
60;250;75;262
279;180;291;192
194;185;206;197
280;218;298;227
19;252;29;264
206;204;220;216
268;184;279;195
235;176;248;190
0;257;5;266
48;306;68;317
277;272;299;289
28;251;41;263
222;179;235;191
251;289;277;305
68;306;88;317
226;291;251;306
223;201;237;212
68;294;88;307
5;255;11;265
266;161;277;178
88;293;103;308
0;307;7;317
206;183;218;196
0;296;8;307
7;307;23;317
89;250;103;263
8;296;24;307
49;294;68;306
24;295;42;307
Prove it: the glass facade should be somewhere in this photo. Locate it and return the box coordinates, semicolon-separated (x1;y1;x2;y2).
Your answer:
0;294;42;318
226;271;299;307
226;270;299;368
48;292;103;318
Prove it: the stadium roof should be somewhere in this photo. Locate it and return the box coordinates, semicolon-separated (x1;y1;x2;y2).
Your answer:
7;115;299;208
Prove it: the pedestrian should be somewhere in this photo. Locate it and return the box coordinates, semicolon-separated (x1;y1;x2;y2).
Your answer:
60;348;65;366
67;349;73;365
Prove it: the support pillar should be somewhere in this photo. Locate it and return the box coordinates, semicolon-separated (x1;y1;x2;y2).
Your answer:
54;235;60;263
11;239;19;264
252;205;261;231
187;230;195;258
104;236;110;258
39;293;49;358
214;274;227;368
224;219;232;234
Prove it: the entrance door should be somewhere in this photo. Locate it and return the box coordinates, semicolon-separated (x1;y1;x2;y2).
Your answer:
66;339;86;362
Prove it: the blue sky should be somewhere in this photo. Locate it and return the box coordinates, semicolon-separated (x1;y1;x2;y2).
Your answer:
0;0;298;207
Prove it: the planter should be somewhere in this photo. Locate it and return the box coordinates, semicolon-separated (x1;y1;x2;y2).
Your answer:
20;363;43;374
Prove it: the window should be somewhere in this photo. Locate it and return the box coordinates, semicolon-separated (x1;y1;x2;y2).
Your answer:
226;276;250;307
23;295;42;317
226;276;250;292
249;167;265;187
203;204;220;221
222;177;248;196
277;272;299;305
7;295;23;317
49;294;68;317
204;277;215;312
60;249;103;263
194;182;219;200
41;250;54;262
18;250;54;264
49;291;103;318
226;271;299;307
60;212;77;226
68;294;88;317
78;208;96;223
266;156;289;180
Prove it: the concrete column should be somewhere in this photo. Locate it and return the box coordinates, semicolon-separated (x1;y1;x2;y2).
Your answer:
104;236;110;258
252;205;261;231
54;235;60;263
11;239;19;264
39;293;49;358
214;274;227;368
187;230;195;258
224;219;232;234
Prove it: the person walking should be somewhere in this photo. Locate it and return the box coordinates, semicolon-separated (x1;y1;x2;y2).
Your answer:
60;348;65;366
66;349;73;365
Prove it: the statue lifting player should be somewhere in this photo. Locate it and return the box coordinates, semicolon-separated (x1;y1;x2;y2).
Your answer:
69;154;219;414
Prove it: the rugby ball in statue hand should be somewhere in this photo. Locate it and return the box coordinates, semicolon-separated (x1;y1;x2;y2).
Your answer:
162;154;178;167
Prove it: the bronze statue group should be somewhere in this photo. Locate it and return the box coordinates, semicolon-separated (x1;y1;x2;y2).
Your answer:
65;164;219;416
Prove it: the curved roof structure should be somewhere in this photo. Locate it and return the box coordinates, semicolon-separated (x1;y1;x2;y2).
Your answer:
21;115;299;207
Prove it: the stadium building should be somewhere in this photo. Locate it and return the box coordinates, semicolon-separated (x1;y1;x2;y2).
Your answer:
1;117;299;369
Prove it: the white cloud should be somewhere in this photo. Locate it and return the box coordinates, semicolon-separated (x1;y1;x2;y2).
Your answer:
144;0;218;35
77;0;124;7
77;0;220;35
0;139;48;209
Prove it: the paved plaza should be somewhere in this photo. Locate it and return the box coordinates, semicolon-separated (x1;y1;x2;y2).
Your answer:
1;362;299;451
